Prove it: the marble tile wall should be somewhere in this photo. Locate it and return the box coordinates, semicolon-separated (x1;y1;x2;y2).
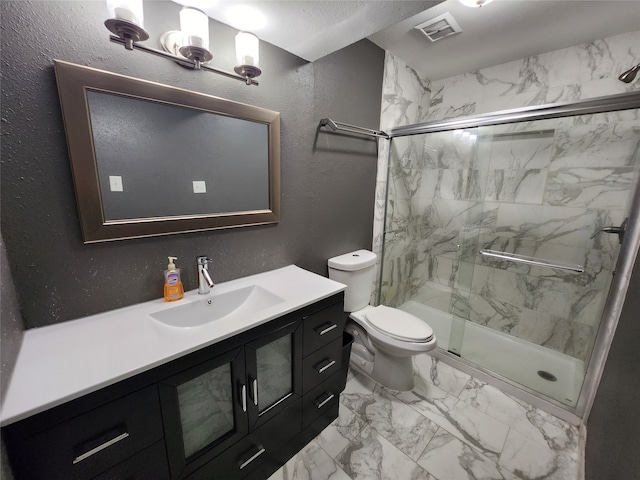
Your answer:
372;53;432;299
376;31;640;362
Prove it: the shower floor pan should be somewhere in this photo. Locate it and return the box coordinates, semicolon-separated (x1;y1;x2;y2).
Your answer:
400;300;584;407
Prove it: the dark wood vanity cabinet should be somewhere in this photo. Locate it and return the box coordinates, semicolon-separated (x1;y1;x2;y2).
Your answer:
2;293;347;480
2;385;167;480
161;320;304;479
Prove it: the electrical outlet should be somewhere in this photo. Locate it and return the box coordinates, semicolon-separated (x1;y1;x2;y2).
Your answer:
109;175;123;192
193;180;206;194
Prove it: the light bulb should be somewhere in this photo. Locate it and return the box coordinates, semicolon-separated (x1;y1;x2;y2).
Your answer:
236;32;259;68
180;7;209;50
106;0;144;27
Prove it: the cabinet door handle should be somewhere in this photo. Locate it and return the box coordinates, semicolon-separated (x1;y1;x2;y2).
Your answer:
315;322;337;336
238;444;266;470
252;377;258;406
72;428;129;464
314;392;335;409
241;384;247;412
315;358;336;374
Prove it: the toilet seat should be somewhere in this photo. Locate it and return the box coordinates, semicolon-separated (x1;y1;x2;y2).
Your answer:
365;305;434;342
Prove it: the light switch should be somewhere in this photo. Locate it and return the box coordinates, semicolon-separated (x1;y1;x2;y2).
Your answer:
109;175;123;192
193;180;207;194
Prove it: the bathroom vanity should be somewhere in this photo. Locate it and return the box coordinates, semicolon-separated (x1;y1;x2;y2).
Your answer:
1;266;348;479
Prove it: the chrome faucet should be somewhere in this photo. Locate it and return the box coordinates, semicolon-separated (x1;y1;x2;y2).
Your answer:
197;256;215;294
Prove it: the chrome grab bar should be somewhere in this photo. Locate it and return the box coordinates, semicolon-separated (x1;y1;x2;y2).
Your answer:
479;249;584;273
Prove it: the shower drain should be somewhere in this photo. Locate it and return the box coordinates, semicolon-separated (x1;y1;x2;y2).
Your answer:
537;370;558;382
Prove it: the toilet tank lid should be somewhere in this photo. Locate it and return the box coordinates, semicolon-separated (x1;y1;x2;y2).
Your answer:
328;250;377;271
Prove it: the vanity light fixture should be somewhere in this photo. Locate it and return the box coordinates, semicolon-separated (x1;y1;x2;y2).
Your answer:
458;0;494;7
104;0;262;86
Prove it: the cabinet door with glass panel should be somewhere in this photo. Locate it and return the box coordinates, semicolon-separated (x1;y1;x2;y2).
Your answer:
159;346;248;479
245;319;303;430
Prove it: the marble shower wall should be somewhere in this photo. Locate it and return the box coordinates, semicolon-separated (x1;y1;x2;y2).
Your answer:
376;30;640;362
372;53;432;299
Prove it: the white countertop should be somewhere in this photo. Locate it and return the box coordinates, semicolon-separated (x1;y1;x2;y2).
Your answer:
0;265;345;426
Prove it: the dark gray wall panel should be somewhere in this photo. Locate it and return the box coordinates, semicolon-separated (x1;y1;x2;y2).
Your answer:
0;1;384;328
585;255;640;479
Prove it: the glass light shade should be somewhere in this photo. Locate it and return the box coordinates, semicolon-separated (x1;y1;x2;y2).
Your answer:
106;0;144;26
236;32;259;67
459;0;494;7
180;7;209;50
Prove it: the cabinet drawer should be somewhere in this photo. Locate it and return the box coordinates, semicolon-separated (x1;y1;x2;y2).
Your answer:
302;371;343;429
302;336;342;393
9;385;163;480
92;440;170;480
302;301;346;354
187;399;302;480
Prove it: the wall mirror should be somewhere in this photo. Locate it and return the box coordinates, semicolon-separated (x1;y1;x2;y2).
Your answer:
54;60;280;243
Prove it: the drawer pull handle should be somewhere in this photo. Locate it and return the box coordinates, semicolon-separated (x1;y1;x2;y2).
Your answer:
315;323;337;336
72;431;129;464
238;445;266;469
315;359;336;374
315;393;335;409
241;384;247;412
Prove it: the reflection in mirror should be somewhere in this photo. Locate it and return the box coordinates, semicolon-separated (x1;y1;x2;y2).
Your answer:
88;91;270;221
54;60;280;243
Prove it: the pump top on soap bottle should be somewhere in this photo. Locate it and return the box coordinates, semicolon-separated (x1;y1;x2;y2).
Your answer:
164;256;184;302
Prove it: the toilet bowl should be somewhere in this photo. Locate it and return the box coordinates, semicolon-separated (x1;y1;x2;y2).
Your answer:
328;250;437;391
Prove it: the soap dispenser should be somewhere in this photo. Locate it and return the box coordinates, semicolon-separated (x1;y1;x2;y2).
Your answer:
164;256;184;302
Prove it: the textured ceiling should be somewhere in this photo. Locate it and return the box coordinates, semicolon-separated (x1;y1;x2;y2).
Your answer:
369;0;640;80
174;0;640;80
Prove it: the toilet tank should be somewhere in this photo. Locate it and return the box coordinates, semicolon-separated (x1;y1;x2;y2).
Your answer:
328;250;377;312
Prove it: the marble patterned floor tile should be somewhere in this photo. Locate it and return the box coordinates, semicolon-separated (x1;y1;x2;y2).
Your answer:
413;354;471;397
315;403;367;459
340;383;439;461
458;378;579;451
417;429;520;480
342;371;379;397
335;425;435;480
395;375;509;462
267;440;351;480
498;429;579;480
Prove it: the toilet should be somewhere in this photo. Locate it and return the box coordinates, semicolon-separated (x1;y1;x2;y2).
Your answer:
328;249;437;391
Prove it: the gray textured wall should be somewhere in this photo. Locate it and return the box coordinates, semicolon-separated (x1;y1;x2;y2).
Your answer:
585;253;640;479
0;1;383;329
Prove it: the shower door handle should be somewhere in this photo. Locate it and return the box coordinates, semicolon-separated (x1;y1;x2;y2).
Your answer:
590;218;628;244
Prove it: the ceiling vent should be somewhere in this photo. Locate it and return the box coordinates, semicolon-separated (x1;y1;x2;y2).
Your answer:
414;12;462;42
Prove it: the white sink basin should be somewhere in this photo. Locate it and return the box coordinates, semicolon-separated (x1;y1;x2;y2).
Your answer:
150;285;285;328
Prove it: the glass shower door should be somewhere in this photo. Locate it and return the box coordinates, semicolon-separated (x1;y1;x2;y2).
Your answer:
379;126;486;354
380;106;640;408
